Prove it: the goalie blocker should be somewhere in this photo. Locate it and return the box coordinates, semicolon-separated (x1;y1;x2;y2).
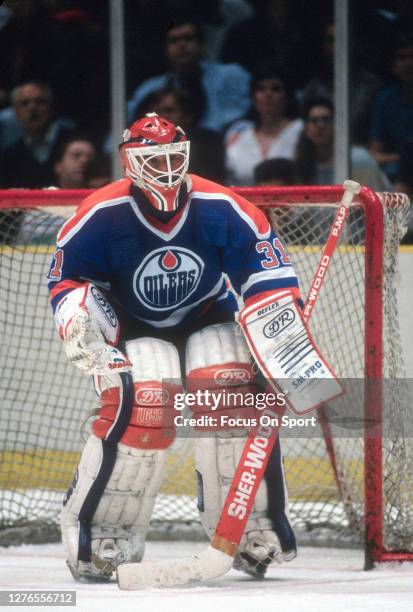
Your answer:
238;290;343;415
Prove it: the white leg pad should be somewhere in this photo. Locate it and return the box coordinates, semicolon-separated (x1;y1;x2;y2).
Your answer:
61;435;166;580
187;323;294;577
61;336;181;581
195;436;280;559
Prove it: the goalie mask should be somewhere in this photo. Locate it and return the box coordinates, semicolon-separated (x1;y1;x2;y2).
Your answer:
119;113;190;212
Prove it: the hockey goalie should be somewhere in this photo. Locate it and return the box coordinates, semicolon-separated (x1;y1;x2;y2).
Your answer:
47;113;337;582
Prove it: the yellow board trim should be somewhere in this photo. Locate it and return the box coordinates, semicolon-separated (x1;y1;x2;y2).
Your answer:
0;450;363;503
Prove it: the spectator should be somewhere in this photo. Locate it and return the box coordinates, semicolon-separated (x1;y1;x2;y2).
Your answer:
149;85;226;183
54;136;97;189
0;3;108;141
0;105;23;153
225;63;303;185
127;14;251;133
13;136;104;246
254;157;297;186
298;20;381;146
369;32;413;182
295;96;391;192
0;82;75;188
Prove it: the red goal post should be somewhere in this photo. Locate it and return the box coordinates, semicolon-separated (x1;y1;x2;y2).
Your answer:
0;184;411;568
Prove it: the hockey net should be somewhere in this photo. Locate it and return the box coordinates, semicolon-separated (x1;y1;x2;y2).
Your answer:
0;185;411;566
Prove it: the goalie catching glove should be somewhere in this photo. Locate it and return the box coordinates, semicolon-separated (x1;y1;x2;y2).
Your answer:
54;283;131;375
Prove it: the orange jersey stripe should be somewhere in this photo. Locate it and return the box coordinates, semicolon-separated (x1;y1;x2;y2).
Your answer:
57;178;132;243
49;279;85;301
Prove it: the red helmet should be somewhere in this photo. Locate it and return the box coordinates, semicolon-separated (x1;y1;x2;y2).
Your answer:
119;113;190;212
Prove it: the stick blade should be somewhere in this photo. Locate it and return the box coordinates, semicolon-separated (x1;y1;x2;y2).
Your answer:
117;545;233;589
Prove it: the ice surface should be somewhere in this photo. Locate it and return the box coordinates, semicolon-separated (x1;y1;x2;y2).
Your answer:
0;542;412;612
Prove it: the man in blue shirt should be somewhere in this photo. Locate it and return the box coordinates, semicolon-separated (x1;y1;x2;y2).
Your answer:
127;16;251;133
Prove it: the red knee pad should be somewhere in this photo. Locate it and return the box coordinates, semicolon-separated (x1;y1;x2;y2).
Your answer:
92;381;182;449
186;362;258;431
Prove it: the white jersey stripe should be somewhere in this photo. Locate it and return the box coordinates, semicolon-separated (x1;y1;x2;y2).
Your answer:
240;268;297;296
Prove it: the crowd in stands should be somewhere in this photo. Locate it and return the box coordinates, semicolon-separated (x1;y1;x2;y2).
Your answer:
0;0;412;238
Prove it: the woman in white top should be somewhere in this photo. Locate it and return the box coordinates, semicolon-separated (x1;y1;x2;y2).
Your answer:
225;63;303;185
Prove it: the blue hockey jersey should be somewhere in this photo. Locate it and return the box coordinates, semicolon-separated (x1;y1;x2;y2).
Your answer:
48;175;299;329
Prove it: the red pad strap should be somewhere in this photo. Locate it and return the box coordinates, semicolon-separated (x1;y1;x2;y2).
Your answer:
186;363;257;431
187;362;254;392
94;381;182;449
92;419;175;450
101;381;182;409
99;404;175;428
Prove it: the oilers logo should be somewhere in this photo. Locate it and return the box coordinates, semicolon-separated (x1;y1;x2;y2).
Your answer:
133;247;204;310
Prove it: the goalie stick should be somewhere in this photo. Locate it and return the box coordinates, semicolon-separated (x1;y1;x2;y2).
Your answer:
117;180;361;589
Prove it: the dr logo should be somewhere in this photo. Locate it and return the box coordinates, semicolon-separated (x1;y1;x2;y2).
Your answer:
214;368;252;385
133;247;204;310
136;387;169;405
263;308;295;338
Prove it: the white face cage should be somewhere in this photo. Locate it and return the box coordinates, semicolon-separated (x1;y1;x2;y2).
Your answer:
124;141;190;190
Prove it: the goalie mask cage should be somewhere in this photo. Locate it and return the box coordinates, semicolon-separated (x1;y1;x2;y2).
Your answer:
0;185;411;569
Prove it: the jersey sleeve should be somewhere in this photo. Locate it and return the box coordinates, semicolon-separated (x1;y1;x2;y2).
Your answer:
221;191;300;303
47;208;110;312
